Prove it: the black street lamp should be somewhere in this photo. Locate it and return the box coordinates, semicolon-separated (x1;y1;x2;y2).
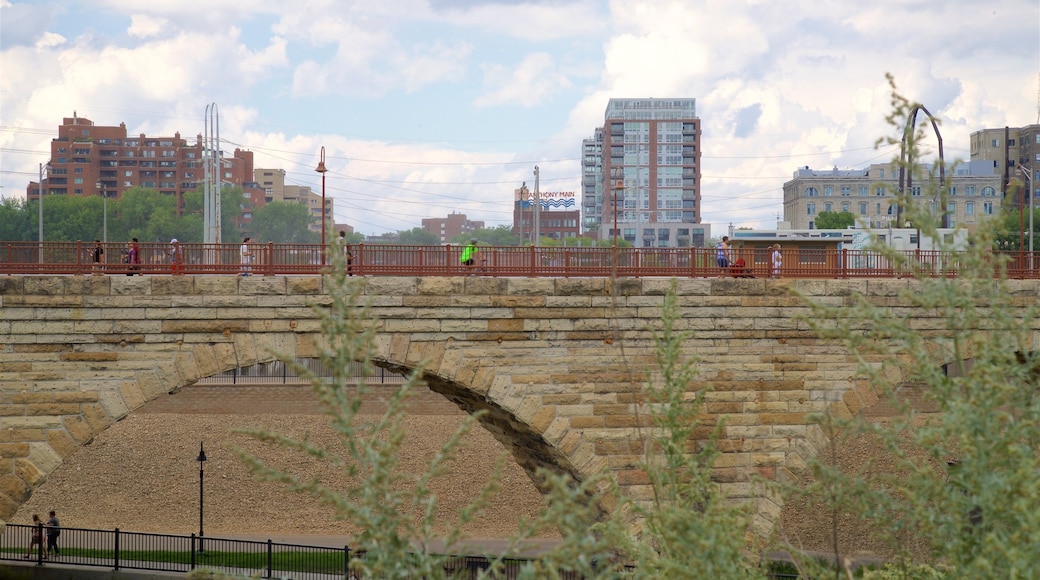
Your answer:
315;147;328;265
196;442;207;553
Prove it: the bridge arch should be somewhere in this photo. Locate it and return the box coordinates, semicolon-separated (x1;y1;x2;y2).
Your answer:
3;274;1039;542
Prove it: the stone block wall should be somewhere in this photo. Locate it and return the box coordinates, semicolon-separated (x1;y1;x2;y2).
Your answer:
3;275;1038;537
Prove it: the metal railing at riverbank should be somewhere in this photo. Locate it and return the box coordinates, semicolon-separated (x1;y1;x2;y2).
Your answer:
0;523;612;579
3;241;1039;279
196;358;407;386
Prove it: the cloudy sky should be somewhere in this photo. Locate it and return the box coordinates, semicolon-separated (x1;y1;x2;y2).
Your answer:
1;0;1037;235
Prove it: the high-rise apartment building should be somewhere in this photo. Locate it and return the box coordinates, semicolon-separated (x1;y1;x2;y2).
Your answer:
581;128;604;234
782;161;1003;230
970;125;1040;210
581;98;702;248
27;113;255;216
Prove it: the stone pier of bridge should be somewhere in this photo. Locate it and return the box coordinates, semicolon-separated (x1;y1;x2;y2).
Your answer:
3;275;1037;537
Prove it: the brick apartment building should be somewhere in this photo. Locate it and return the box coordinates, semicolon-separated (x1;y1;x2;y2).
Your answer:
422;212;484;243
27;113;258;219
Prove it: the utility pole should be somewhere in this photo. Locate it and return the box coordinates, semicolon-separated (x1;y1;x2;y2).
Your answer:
533;166;540;246
203;104;221;245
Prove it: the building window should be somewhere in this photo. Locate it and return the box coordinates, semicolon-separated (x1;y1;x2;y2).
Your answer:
949;186;956;196
824;202;832;212
983;202;993;215
823;186;833;196
966;185;975;196
859;202;867;215
966;201;974;216
842;202;850;212
807;202;816;215
858;185;868;197
981;186;995;197
804;187;818;197
841;185;851;196
911;186;921;196
991;139;1000;147
876;186;886;196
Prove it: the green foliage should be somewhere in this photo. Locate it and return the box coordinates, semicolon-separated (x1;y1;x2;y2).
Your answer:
0;197;34;240
249;201;318;243
991;205;1040;251
813;210;857;229
335;230;366;244
626;284;757;578
449;225;521;247
790;76;1040;577
397;226;441;245
0;187;225;243
234;247;503;579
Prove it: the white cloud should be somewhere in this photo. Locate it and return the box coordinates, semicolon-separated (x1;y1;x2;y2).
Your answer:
127;14;168;39
1;0;1036;234
474;52;572;107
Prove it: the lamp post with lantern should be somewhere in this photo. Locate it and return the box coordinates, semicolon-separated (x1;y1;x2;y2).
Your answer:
315;147;328;265
196;442;207;553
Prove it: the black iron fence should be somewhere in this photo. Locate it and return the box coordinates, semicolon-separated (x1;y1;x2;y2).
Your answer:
197;358;407;386
0;523;607;579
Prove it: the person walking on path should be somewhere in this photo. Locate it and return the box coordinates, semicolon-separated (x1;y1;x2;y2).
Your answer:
771;243;782;278
717;236;730;270
461;238;478;272
169;239;183;275
336;231;354;276
126;238;141;276
25;514;42;559
45;510;60;558
91;239;105;275
240;237;253;276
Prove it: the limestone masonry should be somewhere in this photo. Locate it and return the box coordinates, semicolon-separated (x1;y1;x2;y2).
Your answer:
2;275;1039;539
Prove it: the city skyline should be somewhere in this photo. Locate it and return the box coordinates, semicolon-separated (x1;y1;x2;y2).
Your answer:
1;0;1037;236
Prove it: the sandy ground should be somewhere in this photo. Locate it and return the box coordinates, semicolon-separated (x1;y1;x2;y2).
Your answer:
13;382;900;559
13;384;555;541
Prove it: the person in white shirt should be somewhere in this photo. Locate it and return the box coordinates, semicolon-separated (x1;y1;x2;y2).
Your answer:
771;244;782;278
240;237;252;276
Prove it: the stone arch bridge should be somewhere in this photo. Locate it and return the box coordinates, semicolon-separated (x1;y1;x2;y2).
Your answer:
2;275;1037;538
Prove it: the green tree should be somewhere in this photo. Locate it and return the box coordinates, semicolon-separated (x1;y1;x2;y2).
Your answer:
0;197;33;240
813;210;857;229
992;204;1040;251
332;230;365;244
786;75;1040;576
234;248;502;578
249;201;319;243
397;227;441;245
449;225;520;247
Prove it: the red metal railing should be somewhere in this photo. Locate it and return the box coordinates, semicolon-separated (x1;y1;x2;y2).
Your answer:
1;241;1039;279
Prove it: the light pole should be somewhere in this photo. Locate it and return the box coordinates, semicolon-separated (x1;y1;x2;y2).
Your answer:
38;162;50;262
315;147;328;265
532;165;540;246
196;442;207;553
1017;164;1034;253
96;181;109;244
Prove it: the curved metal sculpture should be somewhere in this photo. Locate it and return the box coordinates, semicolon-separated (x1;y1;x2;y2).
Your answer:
897;104;946;228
